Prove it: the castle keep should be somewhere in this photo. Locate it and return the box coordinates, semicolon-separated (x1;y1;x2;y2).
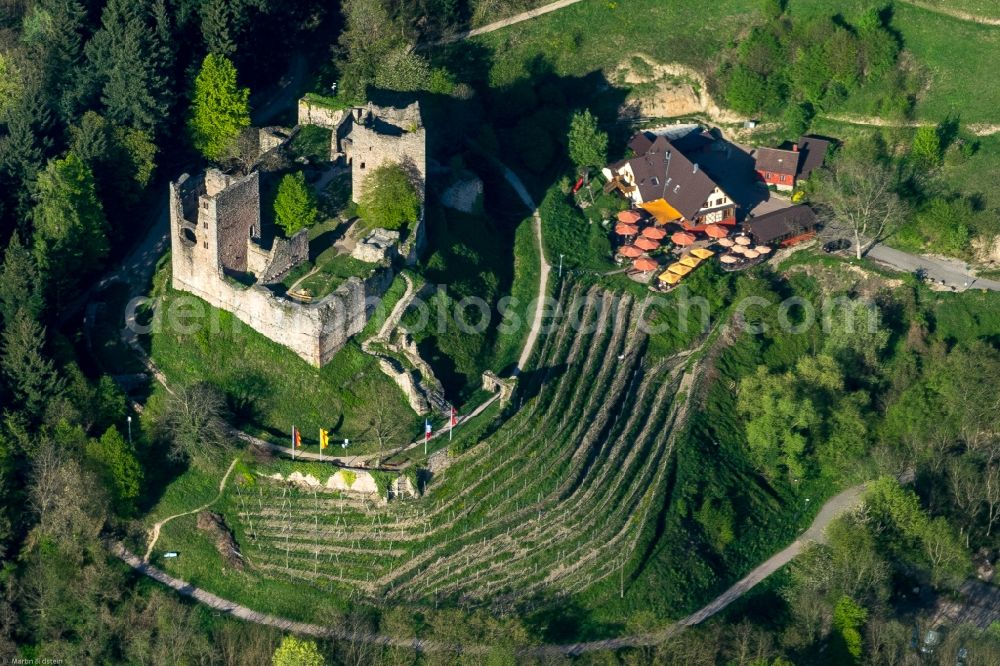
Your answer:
168;101;426;367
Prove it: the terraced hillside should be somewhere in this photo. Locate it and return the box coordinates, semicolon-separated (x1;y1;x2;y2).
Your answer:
224;282;695;608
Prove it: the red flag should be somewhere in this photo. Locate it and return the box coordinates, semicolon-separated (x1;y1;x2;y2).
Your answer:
294;427;302;448
450;407;458;427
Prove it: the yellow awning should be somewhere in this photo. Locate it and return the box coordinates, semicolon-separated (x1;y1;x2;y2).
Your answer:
667;263;693;276
640;198;683;225
659;271;682;285
690;248;715;260
680;256;701;268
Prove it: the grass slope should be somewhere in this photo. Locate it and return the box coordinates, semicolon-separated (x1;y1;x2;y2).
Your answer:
148;267;420;454
462;0;762;84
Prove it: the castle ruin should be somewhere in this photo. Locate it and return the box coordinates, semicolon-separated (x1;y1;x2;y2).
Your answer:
297;99;427;207
168;100;427;367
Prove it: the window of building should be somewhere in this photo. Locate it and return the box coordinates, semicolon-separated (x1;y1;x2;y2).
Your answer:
360;162;366;169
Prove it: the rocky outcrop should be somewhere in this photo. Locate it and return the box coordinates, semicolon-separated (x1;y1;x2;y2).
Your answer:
441;176;483;213
196;511;243;570
360;273;451;416
973;234;1000;266
352;228;400;263
261;469;417;499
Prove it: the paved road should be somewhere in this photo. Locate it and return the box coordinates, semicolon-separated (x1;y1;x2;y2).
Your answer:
434;0;586;44
866;244;1000;292
116;477;873;655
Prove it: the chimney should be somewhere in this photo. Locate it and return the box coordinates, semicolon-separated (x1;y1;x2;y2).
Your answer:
693;163;699;173
793;144;799;152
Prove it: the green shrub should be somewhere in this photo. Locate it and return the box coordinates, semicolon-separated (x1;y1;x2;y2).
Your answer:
358;164;420;230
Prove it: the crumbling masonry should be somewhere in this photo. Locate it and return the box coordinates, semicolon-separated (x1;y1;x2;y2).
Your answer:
169;101;427;367
169;169;392;366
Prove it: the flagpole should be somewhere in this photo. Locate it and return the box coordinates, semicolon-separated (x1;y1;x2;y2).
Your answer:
292;426;295;460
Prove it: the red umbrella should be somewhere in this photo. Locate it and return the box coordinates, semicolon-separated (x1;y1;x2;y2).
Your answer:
615;223;639;236
633;257;658;272
641;226;667;240
671;231;696;246
617;210;642;224
618;245;643;258
634;237;660;251
704;224;728;239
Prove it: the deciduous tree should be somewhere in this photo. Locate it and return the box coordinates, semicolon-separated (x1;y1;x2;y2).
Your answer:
814;153;906;259
272;635;324;666
910;125;942;170
157;382;232;468
85;426;142;516
567;109;608;171
274;171;318;236
358;163;421;230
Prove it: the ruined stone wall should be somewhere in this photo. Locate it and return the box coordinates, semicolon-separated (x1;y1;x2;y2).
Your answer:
296;99;347;129
214;171;261;273
256;229;309;285
350;128;427;203
315;268;394;365
171;264;391;366
170;170;393;367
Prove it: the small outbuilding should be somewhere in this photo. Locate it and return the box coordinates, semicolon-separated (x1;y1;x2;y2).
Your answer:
744;205;820;247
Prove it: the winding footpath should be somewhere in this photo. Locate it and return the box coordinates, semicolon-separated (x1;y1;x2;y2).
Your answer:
142;457;240;561
116;478;870;656
821;113;1000;137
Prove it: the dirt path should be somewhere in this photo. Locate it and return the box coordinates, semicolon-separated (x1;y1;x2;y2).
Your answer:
143;457;240;562
118;476;872;654
821;113;1000;136
900;0;1000;26
491;163;551;373
286;265;321;295
435;0;586;44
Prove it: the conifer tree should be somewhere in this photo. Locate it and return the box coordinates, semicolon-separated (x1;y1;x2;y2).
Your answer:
31;153;110;306
274;172;318;236
188;53;251;162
